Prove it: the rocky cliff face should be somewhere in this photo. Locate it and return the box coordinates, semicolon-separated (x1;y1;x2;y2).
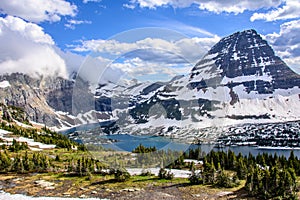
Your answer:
0;73;76;127
0;72;124;128
0;73;52;126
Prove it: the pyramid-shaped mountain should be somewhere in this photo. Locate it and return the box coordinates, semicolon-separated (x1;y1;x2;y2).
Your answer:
190;29;300;94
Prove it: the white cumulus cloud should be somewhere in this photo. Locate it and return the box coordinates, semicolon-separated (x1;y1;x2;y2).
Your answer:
0;16;68;78
83;0;102;3
126;0;283;14
110;57;192;82
71;36;220;64
0;0;77;23
265;19;300;74
69;35;220;82
251;0;300;22
65;19;92;29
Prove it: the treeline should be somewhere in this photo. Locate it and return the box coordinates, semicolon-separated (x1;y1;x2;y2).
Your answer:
0;121;86;151
0;147;133;183
0;150;108;176
67;156;106;176
184;148;299;199
185;149;300;176
132;144;157;153
0;151;51;173
67;157;132;182
6;139;29;152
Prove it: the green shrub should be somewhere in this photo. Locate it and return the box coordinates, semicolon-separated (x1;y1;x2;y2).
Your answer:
189;170;203;184
158;168;174;180
114;168;131;182
140;169;154;176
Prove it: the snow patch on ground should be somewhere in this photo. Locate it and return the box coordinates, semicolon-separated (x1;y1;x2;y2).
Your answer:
0;191;105;200
1;136;56;150
0;81;10;88
126;168;191;178
0;129;10;135
0;129;56;150
13;120;33;129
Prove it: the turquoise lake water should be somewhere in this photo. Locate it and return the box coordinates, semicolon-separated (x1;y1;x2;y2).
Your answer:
100;134;300;158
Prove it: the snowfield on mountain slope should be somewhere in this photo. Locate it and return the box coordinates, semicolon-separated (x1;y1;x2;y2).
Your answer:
121;91;299;138
225;93;300;119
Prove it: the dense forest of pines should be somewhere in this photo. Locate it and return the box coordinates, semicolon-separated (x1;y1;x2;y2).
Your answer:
0;150;52;173
185;149;299;199
132;145;299;199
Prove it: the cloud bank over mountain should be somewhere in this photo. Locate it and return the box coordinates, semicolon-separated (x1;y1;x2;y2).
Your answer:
0;16;68;78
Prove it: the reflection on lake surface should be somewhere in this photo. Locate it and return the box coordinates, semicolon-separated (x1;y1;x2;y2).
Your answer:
100;134;300;158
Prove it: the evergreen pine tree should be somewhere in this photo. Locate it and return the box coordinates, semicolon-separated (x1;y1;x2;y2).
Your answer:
23;151;31;171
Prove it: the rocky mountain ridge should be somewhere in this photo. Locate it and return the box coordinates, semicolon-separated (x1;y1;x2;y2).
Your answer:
0;73;78;127
0;29;299;138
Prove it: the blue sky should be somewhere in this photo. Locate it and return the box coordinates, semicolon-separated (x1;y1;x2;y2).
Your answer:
0;0;300;82
41;0;281;47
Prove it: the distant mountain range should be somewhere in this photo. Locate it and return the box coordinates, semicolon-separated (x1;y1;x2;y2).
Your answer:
0;29;299;140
